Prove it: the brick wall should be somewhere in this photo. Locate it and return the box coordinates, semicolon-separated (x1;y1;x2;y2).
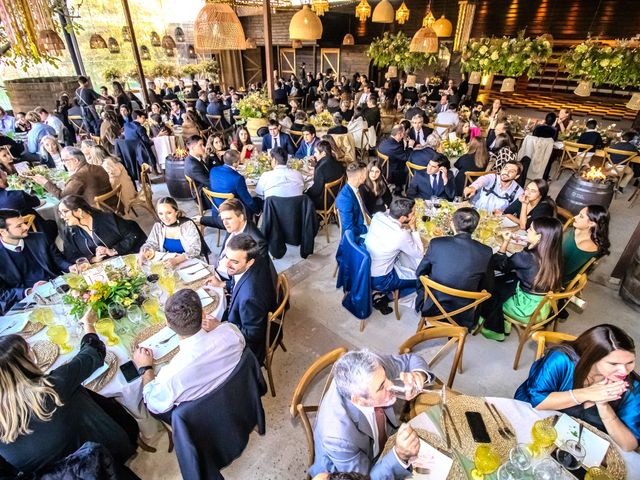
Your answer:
4;76;79;114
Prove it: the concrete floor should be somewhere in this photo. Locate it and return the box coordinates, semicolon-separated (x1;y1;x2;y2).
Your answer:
127;169;640;480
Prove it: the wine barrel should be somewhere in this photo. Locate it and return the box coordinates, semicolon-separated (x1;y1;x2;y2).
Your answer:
620;247;640;311
165;157;192;200
556;174;614;215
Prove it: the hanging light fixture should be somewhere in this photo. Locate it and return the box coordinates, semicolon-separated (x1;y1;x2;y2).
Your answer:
342;33;355;45
37;29;65;56
410;25;438;53
432;15;452;37
355;0;371;22
395;2;410;24
122;26;131;42
162;35;177;50
89;33;108;49
0;0;62;60
292;39;302;49
372;0;394;23
245;37;257;49
165;47;175;57
289;5;323;41
194;1;247;51
422;1;436;28
107;37;120;54
150;31;161;47
175;27;185;42
187;44;197;58
311;0;329;16
140;45;151;60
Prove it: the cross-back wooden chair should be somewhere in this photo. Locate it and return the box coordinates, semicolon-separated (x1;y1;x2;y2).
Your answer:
406;161;428;179
184;174;207;236
90;135;102;147
399;325;468;388
290;347;348;473
602;148;638;196
316;175;344;243
202;187;235;245
556;206;575;232
376;150;390;179
532;331;577;361
22;214;37;232
206;114;234;136
264;273;290;398
433;123;452;138
128;163;159;221
68;115;87;137
506;274;588;370
555;141;593;179
94;184;122;214
288;130;304;149
464;171;489;189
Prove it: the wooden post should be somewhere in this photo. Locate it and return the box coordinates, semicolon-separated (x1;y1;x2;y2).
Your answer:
612;219;640;280
263;0;274;99
121;0;150;107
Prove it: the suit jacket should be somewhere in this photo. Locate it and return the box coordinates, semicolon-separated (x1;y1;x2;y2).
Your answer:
415;233;493;328
0;189;57;240
0;233;71;314
576;130;604;150
408;147;445;168
407;126;433;145
294;137;320;159
309;353;431;479
435;103;449;114
378;137;411;186
328;125;348;135
209;164;262;216
123;121;151;148
261;133;295;156
221;221;277;286
306;156;345;210
273;88;288;105
224;257;277;364
335;184;367;237
43;163;116;210
363;107;381;130
407;170;456;201
184;155;212;210
404;107;428;122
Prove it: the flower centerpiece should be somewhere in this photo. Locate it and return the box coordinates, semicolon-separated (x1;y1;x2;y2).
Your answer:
63;265;147;319
367;31;437;77
310;110;334;130
7;166;68;199
441;138;468;159
558;119;618;144
244;152;272;179
237;89;276;136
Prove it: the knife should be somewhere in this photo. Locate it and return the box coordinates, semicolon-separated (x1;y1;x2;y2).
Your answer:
442;385;461;446
440;384;451;449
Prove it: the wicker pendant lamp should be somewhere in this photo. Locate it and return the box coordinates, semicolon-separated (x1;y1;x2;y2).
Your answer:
289;5;323;41
140;45;151;60
432;15;452;36
162;35;177;50
122;26;131;42
372;0;394;23
342;33;355;45
311;0;329;16
410;25;438;53
150;32;161;47
245;37;257;49
395;2;409;24
89;33;108;49
107;37;120;54
175;27;185;42
292;39;302;48
187;44;197;58
37;29;65;55
194;1;247;52
627;92;640;110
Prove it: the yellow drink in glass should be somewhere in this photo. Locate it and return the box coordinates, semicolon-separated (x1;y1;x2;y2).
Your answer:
159;273;176;297
47;325;73;354
530;420;557;456
471;445;501;479
65;274;84;290
30;307;55;326
585;467;612;480
142;298;161;324
123;254;138;273
150;262;165;277
95;318;120;346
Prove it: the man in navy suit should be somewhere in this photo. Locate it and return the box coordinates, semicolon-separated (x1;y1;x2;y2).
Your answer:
407;133;445;167
406;114;433;146
209;149;263;218
294;124;320;159
0;209;71;314
305;140;345;210
335;161;368;237
206;93;231;129
576;119;604;150
407;156;456;201
378;124;413;191
123;110;156;168
183;135;212;210
273;81;288;105
261;119;295;155
205;234;276;364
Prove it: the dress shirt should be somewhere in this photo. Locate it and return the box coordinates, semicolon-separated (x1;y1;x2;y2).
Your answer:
215;222;247;279
45;115;65;144
1;239;25;252
435;111;459;136
364;212;424;277
269;135;281;149
470;173;523;213
415;129;426;145
255;165;305;199
142;323;245;414
0;115;16;135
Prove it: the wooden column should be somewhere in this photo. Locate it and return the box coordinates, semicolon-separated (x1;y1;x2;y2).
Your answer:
263;0;274;99
121;0;150;106
612;219;640;280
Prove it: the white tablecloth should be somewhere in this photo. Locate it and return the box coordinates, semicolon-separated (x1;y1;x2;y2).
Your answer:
152;136;177;170
35;196;59;221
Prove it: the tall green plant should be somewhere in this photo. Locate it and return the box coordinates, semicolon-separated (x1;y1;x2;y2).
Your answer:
563;39;640;88
367;31;437;74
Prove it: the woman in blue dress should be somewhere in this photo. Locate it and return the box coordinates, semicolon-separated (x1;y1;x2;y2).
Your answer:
515;324;639;451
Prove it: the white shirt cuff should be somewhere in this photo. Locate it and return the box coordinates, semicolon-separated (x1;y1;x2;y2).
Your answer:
392;446;410;469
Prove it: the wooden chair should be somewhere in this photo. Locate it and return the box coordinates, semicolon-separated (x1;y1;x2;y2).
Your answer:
506;274;588;370
184;174;208;235
68;115;87;137
94;184;122;214
556;206;575;232
433;123;453;138
264;273;290;397
23;214;37;232
288;130;304;149
316;176;344;243
376;150;390;179
380;114;396;135
532;331;576;361
417;275;492;333
90;135;102;146
399;326;468;388
555;141;593;179
406;161;427;179
290;347;348;471
627;155;640;207
128;163;159;221
602;148;638;196
464;171;488;189
206;114;233;136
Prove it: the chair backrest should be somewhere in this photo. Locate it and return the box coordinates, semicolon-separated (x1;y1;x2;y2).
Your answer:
532;331;577;361
139;163;158;219
376;151;390;178
206;114;225;133
332;133;356;163
185;174;204;216
406;161;428;178
94;184;122;214
290;347;348;468
320;175;344;213
603;147;637;166
266;273;290;361
288;130;304;149
90;135;102;146
418;275;492;328
565;257;597;290
68;115;85;134
556;206;574;231
464;170;488;189
433;123;452;137
202;187;234;213
560;141;593;168
22;213;37;232
399;326;467;388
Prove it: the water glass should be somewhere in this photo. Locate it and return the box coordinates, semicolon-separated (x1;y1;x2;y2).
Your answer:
497;462;526;480
532;458;562;480
127;304;144;325
509;444;532;471
75;257;90;273
108;302;126;321
555;439;586;471
454;196;463;203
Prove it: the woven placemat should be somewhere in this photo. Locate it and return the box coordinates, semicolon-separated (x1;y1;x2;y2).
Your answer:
542;417;626;479
85;351;118;393
382;428;467;480
132;323;179;364
32;340;59;371
19;320;45;338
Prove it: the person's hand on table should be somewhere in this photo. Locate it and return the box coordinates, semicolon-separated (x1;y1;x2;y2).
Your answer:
163;256;182;269
204;276;225;289
133;347;154;368
201;314;220;332
79;309;97;334
95;246;117;258
25;280;48;296
395;423;420;463
463;186;476;198
500;230;513;243
30;174;49;186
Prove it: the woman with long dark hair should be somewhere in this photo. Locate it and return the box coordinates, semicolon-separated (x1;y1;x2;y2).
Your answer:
515;324;639;451
359;159;392;215
504;179;556;230
205;133;226;167
480;216;564;341
112;81;131;111
230;126;255;160
562;205;610;284
454;136;489;196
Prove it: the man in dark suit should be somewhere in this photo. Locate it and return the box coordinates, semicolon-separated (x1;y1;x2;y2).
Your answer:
273;81;288;105
415;208;493;329
194;90;209;120
404;99;429;123
407;134;444;168
362;95;381;131
335;161;368;237
205;234;276;364
406;114;433;146
123;110;156;167
305;140;345;210
261;119;295;155
327;113;348;135
294;124;320;159
206;94;231;129
434;94;449;114
0;209;71;314
576;119;604;150
209;149;263;217
184;135;212;210
533;112;558;140
407;156;456;201
378;124;413;191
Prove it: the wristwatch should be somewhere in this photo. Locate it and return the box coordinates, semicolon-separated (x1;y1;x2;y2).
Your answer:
138;365;153;375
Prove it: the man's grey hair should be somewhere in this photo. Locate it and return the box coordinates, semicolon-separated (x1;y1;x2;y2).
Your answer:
390;124;405;137
411;114;424;123
333;349;382;399
426;133;441;149
61;146;87;165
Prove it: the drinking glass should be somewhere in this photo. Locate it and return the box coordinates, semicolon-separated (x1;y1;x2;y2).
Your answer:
127;304;144;325
75;257;90;273
108;302;126;321
123;254;138;273
386;377;436;400
554;439;586;471
431;196;441;209
141;246;155;262
142;298;161;324
509;444;532;471
47;325;73;354
64;273;85;290
529;420;557;457
150;262;166;277
532;458;562;480
585;467;613;480
95;318;120;346
158;271;176;297
497;462;526;480
471;445;501;480
454;196;463;204
30;307;55;326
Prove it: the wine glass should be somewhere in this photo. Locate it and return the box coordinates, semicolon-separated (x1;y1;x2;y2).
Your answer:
107;302;126;321
509;444;532;471
471;445;501;480
529;420;557;457
585;467;612;480
95;318;120;346
142;298;161;324
497;462;526;480
150;261;166;277
64;273;85;290
30;307;55;326
47;325;73;354
554;439;586;471
532;458;562;480
123;254;138;273
158;270;176;297
127;304;143;325
75;257;90;273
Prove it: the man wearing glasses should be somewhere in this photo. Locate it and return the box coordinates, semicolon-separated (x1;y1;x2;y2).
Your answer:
261;119;295;155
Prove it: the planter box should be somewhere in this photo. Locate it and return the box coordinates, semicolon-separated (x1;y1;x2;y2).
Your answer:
4;76;79;114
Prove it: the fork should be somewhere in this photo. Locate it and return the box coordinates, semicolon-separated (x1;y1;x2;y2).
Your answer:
158;333;177;345
484;400;509;439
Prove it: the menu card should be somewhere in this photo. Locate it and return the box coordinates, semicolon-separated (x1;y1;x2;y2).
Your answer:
554;414;609;467
139;326;179;360
411;439;454;480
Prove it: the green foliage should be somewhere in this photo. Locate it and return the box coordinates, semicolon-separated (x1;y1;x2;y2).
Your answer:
150;63;178;79
103;66;123;82
181;64;200;78
367;31;437;74
237;90;273;119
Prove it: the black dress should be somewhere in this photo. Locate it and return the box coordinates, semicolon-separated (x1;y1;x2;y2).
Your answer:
0;334;138;475
503;198;555;229
359;183;392;216
454;153;484;196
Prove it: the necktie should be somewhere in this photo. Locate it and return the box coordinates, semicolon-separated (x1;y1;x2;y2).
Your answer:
418;130;423;144
274;136;279;148
355;190;367;220
229;276;236;294
15;246;22;253
374;407;388;453
431;174;437;189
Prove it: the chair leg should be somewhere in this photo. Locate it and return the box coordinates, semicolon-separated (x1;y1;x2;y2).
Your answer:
137;436;157;453
162;424;174;453
416;316;426;333
393;290;400;321
359;319;365;332
333;261;339;278
325;216;330;243
266;359;276;398
279;340;287;352
512;330;527;370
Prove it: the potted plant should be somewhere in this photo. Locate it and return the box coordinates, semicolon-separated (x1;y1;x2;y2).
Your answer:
103;67;124;83
237;89;274;136
199;59;221;84
368;31;437;84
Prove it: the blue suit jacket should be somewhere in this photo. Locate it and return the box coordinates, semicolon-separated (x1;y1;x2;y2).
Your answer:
336;184;367;237
309;353;431;479
407;170;456;201
123;121;151;147
294;137;319;159
209;164;262;216
407;147;441;167
261;133;295;156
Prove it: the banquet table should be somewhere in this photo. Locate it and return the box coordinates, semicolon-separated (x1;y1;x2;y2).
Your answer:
34;195;60;221
0;255;226;440
238;155;315;193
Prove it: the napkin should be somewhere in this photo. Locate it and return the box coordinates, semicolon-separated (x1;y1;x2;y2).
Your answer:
177;258;200;270
411;439;454;480
178;265;210;283
82;362;109;386
139;326;179;360
502;217;519;228
554;414;609;467
196;287;215;308
0;313;30;336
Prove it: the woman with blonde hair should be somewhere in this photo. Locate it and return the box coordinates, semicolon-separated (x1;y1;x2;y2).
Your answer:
0;312;138;476
89;145;137;213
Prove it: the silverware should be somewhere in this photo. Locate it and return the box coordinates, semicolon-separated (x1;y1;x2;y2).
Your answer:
440;384;451;449
577;422;584;444
490;403;515;438
484;399;509;439
442;385;461;446
158;333;177;345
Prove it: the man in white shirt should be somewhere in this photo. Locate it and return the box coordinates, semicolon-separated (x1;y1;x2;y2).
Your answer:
35;106;65;145
364;197;424;298
464;161;524;213
255;146;305;199
434;102;459;137
134;288;245;421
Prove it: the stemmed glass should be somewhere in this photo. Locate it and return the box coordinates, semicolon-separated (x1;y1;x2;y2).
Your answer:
75;257;90;273
509;444;532;471
47;325;73;354
107;302;126;321
127;304;144;325
158;269;176;298
497;462;526;480
529;420;557;457
471;445;501;480
532;458;562;480
585;467;612;480
123;254;138;273
95;318;120;346
30;307;55;326
141;246;155;264
142;298;161;324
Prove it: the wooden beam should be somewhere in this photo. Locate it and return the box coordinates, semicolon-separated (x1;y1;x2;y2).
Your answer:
612;219;640;280
121;0;150;107
263;0;274;99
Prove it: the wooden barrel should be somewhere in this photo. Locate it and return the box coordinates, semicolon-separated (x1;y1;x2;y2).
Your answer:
164;157;192;200
620;247;640;311
556;174;614;215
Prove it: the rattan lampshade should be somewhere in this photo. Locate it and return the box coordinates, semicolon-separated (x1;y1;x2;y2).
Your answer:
355;0;372;22
162;35;177;49
150;31;161;47
245;37;257;49
165;47;175;57
37;29;65;55
194;1;247;51
395;2;409;24
432;15;452;37
574;80;592;97
342;33;355;45
140;45;151;60
107;37;120;54
372;0;394;23
89;33;108;49
500;77;516;92
468;71;482;84
175;27;185;42
311;0;329;16
188;44;197;58
122;26;131;42
410;26;438;53
289;5;323;41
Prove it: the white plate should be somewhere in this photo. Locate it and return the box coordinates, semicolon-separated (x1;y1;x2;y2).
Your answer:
82;362;109;386
139;326;179;359
178;266;210;283
0;313;30;336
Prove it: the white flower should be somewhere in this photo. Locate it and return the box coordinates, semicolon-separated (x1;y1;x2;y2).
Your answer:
479;45;488;54
490;51;500;61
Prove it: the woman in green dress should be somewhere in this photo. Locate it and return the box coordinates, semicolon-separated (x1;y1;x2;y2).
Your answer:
563;205;610;284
